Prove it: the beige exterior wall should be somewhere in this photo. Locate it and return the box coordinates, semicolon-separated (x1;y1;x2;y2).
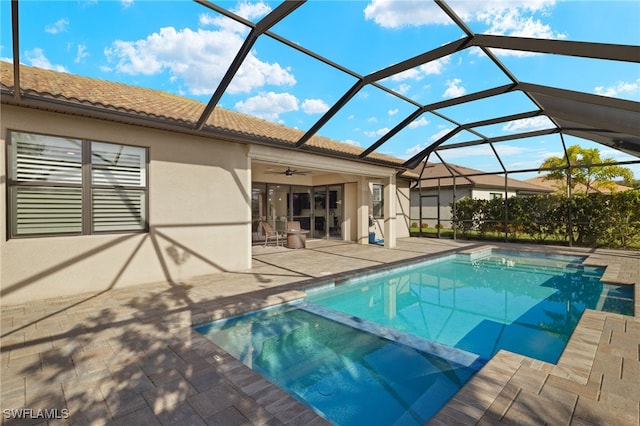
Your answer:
1;106;252;304
367;178;411;243
471;188;517;199
1;106;406;305
344;182;358;242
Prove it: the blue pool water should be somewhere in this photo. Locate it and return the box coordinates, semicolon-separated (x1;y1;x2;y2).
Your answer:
306;250;633;363
196;306;478;425
195;250;634;425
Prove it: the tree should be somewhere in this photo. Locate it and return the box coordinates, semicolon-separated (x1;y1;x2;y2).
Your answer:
539;145;634;194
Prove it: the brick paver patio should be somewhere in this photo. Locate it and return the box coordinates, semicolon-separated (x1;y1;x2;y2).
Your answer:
1;238;638;425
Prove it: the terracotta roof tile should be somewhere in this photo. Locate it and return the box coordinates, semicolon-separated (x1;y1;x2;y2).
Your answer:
1;62;404;167
408;162;553;193
525;175;633;194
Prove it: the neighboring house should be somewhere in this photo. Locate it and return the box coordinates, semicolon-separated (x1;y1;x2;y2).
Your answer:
407;163;553;228
526;175;633;195
1;62;413;304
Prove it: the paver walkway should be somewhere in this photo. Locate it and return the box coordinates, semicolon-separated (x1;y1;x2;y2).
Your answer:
1;238;638;425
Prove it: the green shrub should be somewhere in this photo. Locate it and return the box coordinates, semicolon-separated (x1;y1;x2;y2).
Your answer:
448;190;640;249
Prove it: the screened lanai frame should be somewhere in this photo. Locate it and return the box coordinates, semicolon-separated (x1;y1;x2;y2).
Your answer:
6;0;640;234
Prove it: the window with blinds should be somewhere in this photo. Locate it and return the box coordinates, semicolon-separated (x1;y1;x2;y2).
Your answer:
372;183;384;219
8;131;148;237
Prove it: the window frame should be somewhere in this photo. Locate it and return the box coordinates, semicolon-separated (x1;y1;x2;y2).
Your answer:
6;130;149;239
372;183;384;219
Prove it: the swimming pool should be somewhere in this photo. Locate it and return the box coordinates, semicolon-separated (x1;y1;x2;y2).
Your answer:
305;249;633;363
195;249;634;425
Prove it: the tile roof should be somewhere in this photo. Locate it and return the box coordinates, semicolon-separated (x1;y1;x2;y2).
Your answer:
525;175;633;194
410;162;553;193
0;62;404;167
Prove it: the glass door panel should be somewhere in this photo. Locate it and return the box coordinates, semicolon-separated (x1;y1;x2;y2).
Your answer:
313;189;327;238
291;185;312;232
252;183;267;244
267;184;288;233
328;185;343;238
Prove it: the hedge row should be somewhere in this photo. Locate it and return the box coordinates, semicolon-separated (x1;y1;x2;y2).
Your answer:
450;190;640;249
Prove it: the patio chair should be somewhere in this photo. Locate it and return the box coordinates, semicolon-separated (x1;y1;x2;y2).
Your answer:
260;221;284;247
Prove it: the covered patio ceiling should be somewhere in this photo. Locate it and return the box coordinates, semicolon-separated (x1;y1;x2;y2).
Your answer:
4;0;640;178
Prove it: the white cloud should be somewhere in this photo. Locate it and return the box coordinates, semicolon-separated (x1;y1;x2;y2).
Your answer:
45;18;69;34
391;57;450;82
429;127;454;142
365;0;557;28
104;25;295;95
396;83;411;95
481;9;551;37
121;0;134;8
343;139;361;146
388;108;399;116
367;116;378;123
418;58;449;75
594;78;640;98
301;98;329;114
74;44;89;63
234;91;298;121
479;7;567;56
409;117;429;129
365;0;564;57
502;116;554;132
104;2;293;96
24;48;67;72
199;2;270;33
364;0;452;27
440;145;494;159
231;2;272;21
364;127;390;137
493;145;529;156
405;144;424;156
442;78;466;98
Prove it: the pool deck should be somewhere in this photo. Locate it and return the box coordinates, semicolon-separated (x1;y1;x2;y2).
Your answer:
1;237;638;425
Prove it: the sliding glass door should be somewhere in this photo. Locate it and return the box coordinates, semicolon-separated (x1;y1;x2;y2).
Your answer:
312;185;343;239
251;183;343;243
291;185;312;233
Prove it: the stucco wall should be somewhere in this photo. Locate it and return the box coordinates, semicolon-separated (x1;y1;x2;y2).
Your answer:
1;106;251;304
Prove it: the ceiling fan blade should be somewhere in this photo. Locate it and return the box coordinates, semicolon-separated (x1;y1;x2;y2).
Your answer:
263;167;311;176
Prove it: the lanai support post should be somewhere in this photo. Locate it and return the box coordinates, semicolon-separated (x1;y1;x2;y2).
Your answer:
357;176;371;245
504;173;509;242
384;174;397;248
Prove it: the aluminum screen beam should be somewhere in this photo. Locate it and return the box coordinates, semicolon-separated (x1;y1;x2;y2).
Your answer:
359;84;516;158
295;37;472;148
472;34;640;63
403;110;545;169
194;1;305;130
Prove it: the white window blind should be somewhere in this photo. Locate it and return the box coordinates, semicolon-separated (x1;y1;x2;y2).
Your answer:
92;189;146;232
91;142;146;186
372;184;384;219
14;187;82;235
13;133;82;183
8;131;148;237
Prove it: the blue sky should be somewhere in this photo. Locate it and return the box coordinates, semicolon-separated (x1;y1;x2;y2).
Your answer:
1;0;639;180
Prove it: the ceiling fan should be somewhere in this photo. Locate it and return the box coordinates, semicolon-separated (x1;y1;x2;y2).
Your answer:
265;167;310;177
